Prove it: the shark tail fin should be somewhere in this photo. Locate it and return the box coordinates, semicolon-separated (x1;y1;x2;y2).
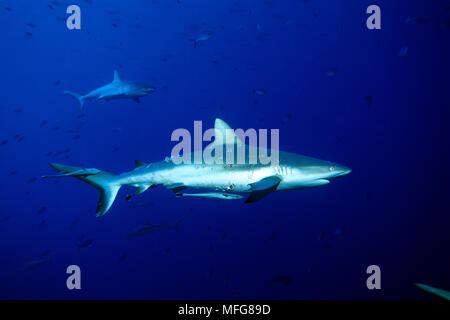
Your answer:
64;91;85;110
48;163;120;218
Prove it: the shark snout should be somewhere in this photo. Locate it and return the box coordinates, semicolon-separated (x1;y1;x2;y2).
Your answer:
144;86;156;93
338;166;352;177
325;164;352;180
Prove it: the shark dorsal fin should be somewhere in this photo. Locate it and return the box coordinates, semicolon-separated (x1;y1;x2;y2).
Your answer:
134;160;147;168
213;118;244;147
113;70;121;82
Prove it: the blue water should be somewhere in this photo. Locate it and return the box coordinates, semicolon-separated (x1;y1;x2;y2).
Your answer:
0;0;449;299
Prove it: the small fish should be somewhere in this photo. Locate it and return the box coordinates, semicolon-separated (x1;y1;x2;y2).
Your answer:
440;18;450;29
40;120;48;127
37;206;47;215
27;177;37;183
399;46;408;58
76;237;94;248
220;233;228;240
39;249;52;258
333;226;345;236
326;67;339;77
55;80;61;85
365;95;373;107
405;17;431;24
265;232;278;244
25;31;33;37
38;219;46;229
69;218;80;230
176;192;243;200
1;215;11;222
254;89;267;96
188;31;213;48
118;252;128;262
0;139;7;146
269;275;293;287
26;23;36;28
9;170;17;175
16;258;50;273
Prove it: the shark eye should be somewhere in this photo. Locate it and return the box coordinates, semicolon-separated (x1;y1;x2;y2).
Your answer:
329;166;335;172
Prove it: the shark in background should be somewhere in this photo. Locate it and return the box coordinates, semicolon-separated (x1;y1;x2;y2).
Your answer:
43;119;351;218
64;70;156;109
127;215;186;238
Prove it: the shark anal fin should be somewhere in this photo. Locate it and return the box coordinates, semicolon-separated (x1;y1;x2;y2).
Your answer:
164;183;186;194
133;97;140;103
125;184;155;200
245;176;281;203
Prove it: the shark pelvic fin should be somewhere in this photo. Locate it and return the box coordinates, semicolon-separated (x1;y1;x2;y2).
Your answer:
213;119;245;147
245;176;282;203
164;183;186;194
113;70;121;82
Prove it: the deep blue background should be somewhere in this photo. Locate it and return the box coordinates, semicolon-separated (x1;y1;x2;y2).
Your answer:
0;0;449;299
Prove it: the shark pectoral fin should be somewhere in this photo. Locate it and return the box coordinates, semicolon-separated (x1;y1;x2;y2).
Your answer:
245;176;282;204
164;183;186;194
133;97;140;103
414;283;450;300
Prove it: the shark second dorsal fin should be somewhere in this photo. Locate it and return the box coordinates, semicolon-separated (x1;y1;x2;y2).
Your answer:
213;119;244;147
134;160;147;168
113;70;121;82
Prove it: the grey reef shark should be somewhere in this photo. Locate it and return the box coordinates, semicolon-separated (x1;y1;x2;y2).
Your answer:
64;70;156;109
42;119;351;218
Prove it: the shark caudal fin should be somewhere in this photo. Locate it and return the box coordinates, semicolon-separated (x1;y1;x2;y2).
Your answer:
64;91;85;110
47;163;120;217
